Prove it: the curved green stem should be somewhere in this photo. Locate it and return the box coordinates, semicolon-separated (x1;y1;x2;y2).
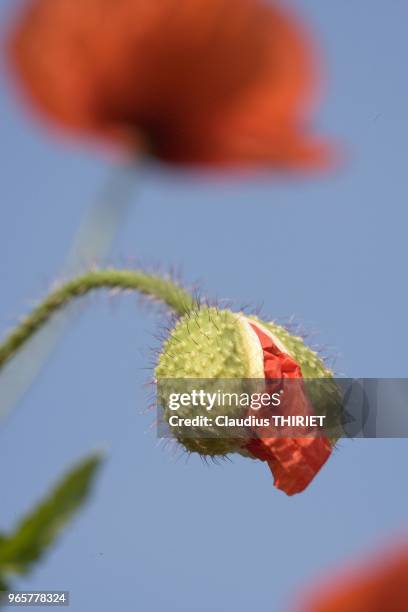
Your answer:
0;269;196;371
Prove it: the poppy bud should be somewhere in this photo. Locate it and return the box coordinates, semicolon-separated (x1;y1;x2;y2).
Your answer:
156;307;340;495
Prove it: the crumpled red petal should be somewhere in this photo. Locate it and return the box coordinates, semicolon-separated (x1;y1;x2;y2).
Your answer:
246;436;332;496
245;321;332;495
250;321;302;379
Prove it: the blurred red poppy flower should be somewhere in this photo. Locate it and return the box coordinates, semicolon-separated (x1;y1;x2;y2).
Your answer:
298;543;408;612
8;0;332;168
244;320;332;496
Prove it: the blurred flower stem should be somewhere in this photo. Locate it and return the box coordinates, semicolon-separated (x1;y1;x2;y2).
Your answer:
63;162;138;276
0;163;139;419
0;269;195;372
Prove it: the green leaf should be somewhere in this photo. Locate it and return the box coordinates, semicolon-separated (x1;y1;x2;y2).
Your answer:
0;573;8;591
0;454;103;575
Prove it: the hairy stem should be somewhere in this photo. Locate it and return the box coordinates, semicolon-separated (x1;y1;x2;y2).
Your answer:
0;269;196;371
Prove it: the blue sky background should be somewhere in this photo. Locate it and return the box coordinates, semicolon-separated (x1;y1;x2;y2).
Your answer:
0;1;407;610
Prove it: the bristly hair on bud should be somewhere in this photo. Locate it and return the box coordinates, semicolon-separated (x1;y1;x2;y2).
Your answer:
156;306;340;495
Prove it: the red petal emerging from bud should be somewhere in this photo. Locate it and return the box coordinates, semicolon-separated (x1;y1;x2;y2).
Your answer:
249;321;302;379
245;321;332;495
